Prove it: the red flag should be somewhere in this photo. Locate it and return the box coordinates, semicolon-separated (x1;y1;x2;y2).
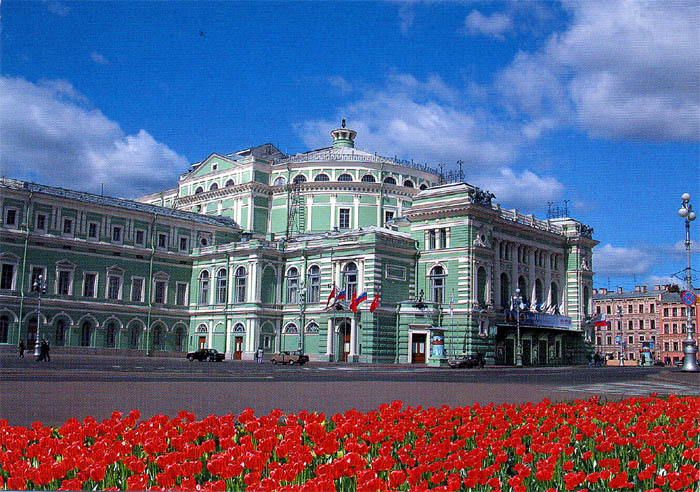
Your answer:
369;294;380;313
349;290;358;313
326;285;336;308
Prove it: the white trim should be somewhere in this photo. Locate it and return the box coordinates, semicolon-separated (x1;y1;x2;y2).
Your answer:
130;276;145;303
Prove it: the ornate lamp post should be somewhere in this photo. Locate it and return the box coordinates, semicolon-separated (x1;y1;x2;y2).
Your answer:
32;274;47;357
512;288;523;367
678;193;698;372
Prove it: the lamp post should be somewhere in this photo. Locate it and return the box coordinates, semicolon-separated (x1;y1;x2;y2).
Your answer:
512;288;523;367
32;274;47;357
678;193;698;372
617;305;623;366
298;281;306;354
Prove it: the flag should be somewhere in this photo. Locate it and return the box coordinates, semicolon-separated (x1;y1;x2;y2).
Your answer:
336;290;346;301
594;313;609;327
356;291;367;305
449;295;454;316
369;294;380;313
349;290;358;313
326;285;336;308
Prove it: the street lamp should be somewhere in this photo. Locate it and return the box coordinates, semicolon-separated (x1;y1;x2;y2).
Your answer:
617;305;623;366
678;193;698;372
511;288;523;367
32;274;47;357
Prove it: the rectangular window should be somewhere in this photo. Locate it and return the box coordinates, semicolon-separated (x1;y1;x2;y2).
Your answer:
384;211;394;223
5;209;17;226
606;336;612;345
673;324;678;333
650;304;655;313
339;209;350;229
63;218;73;234
638;304;643;313
30;267;45;288
428;229;436;249
36;214;46;231
664;307;669;317
628;320;633;330
1;264;14;290
135;229;145;246
673;342;679;351
112;226;122;242
672;308;677;317
83;273;97;298
627;305;632;313
664;324;669;334
88;222;98;238
57;271;71;295
640;335;645;341
154;280;166;304
639;319;644;330
107;276;121;300
665;342;670;351
440;228;447;248
596;306;601;314
131;278;143;302
596;336;601;346
158;233;167;249
606;305;611;314
681;307;686;316
628;336;634;344
179;237;188;251
176;283;187;306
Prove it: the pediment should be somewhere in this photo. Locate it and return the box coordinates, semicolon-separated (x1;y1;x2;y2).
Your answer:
187;154;242;180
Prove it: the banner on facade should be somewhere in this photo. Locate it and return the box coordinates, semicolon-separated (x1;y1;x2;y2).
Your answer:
504;310;572;330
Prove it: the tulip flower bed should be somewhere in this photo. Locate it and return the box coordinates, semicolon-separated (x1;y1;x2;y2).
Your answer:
0;395;698;491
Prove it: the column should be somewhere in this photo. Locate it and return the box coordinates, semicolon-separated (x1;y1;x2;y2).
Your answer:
511;243;519;299
529;248;537;306
353;194;360;229
349;317;358;359
326;319;334;356
545;251;552;306
224;319;231;359
330;195;337;229
493;239;501;308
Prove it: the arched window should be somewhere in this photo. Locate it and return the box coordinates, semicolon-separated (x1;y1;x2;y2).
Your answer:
174;325;185;351
274;176;286;186
403;179;414;188
308;265;321;303
338;173;353;182
305;322;319;334
225;179;235;187
429;266;446;304
361;174;376;183
500;273;510;308
286;267;299;304
550;282;559;309
198;270;210;305
216;268;227;304
105;321;116;348
518;276;528;304
314;174;330;182
152;324;162;349
195;186;204;194
235;267;247;303
129;323;140;349
209;183;218;191
55;319;66;346
27;318;38;348
293;174;307;184
419;184;428;190
383;176;396;185
233;323;246;333
476;267;487;307
343;263;358;299
284;323;298;334
0;315;8;344
80;320;92;347
535;279;544;308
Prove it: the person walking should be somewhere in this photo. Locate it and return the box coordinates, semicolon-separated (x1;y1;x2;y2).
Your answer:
18;340;25;358
45;339;50;362
256;347;264;364
37;339;47;362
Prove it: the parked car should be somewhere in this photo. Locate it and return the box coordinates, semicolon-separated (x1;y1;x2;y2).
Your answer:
187;348;225;362
652;360;666;367
449;352;485;369
270;351;309;365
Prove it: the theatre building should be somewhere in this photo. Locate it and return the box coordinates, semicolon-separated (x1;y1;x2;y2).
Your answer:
0;123;597;364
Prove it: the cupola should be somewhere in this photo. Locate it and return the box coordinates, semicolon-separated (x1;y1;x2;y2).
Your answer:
330;119;357;148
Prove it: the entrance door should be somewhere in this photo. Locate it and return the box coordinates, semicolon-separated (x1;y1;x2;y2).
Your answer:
198;336;206;350
538;340;548;365
505;339;515;365
342;330;351;362
412;333;427;364
234;337;243;360
522;339;531;366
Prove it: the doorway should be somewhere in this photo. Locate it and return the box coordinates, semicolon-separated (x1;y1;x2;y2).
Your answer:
505;338;515;365
522;339;531;366
411;333;427;364
198;336;206;350
234;336;243;360
538;340;548;365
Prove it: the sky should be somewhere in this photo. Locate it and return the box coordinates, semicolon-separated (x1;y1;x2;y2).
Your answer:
1;0;698;292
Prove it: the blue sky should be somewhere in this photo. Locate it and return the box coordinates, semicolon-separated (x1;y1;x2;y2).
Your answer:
1;1;698;292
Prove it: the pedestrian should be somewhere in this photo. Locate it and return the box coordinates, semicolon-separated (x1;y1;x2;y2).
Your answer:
37;339;47;362
18;340;25;358
256;347;264;364
45;339;50;362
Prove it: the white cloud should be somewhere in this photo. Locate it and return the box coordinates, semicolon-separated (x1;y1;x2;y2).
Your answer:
90;52;109;65
398;5;415;35
644;275;683;288
0;76;189;198
476;169;563;210
593;243;654;276
463;10;512;40
46;1;69;16
327;76;353;94
497;0;699;141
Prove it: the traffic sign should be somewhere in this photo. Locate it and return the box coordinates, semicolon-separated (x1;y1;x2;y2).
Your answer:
681;291;697;306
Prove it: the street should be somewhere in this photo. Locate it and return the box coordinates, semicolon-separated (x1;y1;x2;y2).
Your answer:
1;353;697;427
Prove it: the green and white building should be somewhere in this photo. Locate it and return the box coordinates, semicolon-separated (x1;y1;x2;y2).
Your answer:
0;123;597;364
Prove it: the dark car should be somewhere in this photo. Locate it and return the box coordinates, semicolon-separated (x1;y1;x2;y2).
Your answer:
269;351;309;365
449;352;485;369
187;348;225;362
653;360;666;367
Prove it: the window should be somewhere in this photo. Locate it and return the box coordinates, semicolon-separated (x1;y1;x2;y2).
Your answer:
383;176;396;185
639;320;644;330
131;278;143;302
639;304;644;313
158;233;167;249
88;222;98;239
343;263;358;299
673;324;678;334
30;267;46;291
199;271;210;305
154;280;167;304
682;324;686;333
308;265;321;303
596;336;601;346
428;230;436;249
273;176;286;186
664;307;669;317
5;209;17;226
35;213;46;231
225;179;235;187
673;342;679;351
293;174;307;184
384;211;394;223
315;174;330;182
607;336;612;345
607;305;611;314
235;267;247;303
112;226;122;242
628;336;634;344
665;342;670;351
55;319;65;346
672;308;677;317
420;184;428;190
337;173;353;182
403;180;414;188
628;305;632;314
361;174;376;183
681;307;686;316
339;208;351;229
1;263;14;290
63;218;73;234
650;304;655;313
650;320;655;331
476;267;487;307
0;315;8;343
440;229;447;248
628;320;633;330
107;274;122;300
105;322;117;348
134;229;145;246
195;186;204;194
664;324;669;334
80;321;92;347
596;306;601;314
176;283;187;306
209;182;218;191
83;273;97;298
216;268;227;304
57;270;72;296
152;325;163;348
286;267;299;304
179;237;189;252
429;266;446;304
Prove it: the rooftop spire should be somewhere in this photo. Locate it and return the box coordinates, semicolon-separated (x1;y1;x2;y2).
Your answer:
331;120;356;148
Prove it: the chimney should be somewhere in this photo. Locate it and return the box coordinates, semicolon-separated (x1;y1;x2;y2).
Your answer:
592;288;598;295
641;286;647;293
635;286;641;292
617;287;623;294
601;288;608;295
654;285;661;291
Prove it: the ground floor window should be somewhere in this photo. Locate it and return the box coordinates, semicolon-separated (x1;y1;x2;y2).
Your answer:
80;321;92;347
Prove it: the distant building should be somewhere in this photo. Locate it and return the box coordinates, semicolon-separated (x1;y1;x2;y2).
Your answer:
1;123;597;364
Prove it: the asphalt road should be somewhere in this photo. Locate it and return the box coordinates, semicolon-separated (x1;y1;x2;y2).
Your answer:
2;353;698;427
